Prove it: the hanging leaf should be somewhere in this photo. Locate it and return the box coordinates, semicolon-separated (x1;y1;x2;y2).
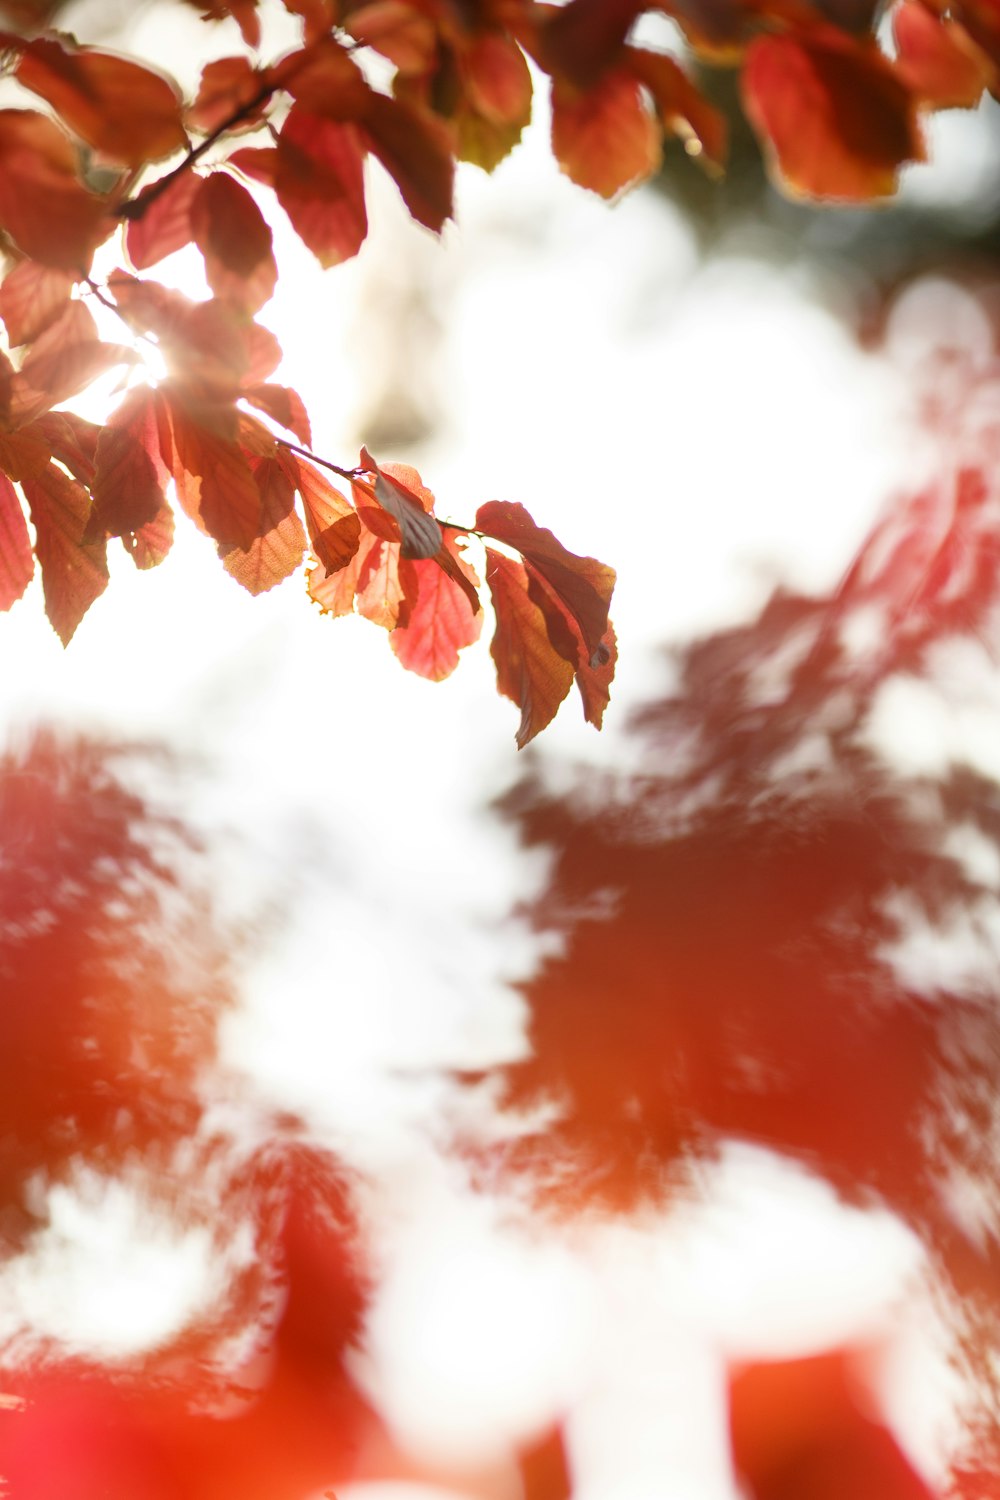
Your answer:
0;470;34;611
23;461;108;644
485;547;576;747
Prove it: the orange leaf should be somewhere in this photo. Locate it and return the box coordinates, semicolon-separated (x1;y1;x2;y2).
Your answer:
534;0;645;88
241;383;313;445
356;535;417;628
485;547;575;747
286;451;361;573
390;532;483;680
187;55;271;134
0;429;53;481
191;172;277;312
627;47;727;172
344;1;438;73
126;504;174;569
550;67;660;198
0;262;75;347
282;35;372;118
526;563;617;728
0;470;33;610
10;301;135;426
32;411;101;486
892;0;990;108
360;92;455;231
164;389;262;547
125;172;200;271
461;33;533;126
90;386;170;540
0;109;109;270
476;499;615;659
275;105;368;267
307;530;369;615
742;29;925;201
16;38;187;167
227;145;278;187
220;454;305;594
22;461;108;644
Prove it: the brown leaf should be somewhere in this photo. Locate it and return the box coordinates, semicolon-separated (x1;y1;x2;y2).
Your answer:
275;105;368;267
0;470;34;610
191;172;277;313
476;499;615;658
23;460;108;644
17;38;187;167
485;547;575;747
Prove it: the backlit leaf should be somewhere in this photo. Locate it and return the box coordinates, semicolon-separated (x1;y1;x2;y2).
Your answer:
242;383;313;445
356;535;416;629
221;454;306;594
90;386;170;540
486;547;575;747
188;55;272;134
742;28;925;200
460;33;533;126
360;92;455;231
191;172;277;312
892;0;990;108
125;172;201;271
17;38;187;167
0;109;109;270
526;562;617;728
354;447;442;559
126;504;174;569
23;461;108;644
12;301;135;425
390;533;483;680
550;66;660;198
476;499;615;658
275;105;368;267
165;389;262;547
287;451;361;573
0;262;75;347
628;47;727;171
0;470;33;610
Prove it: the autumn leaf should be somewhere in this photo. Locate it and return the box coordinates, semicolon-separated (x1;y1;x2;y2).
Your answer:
274;105;368;267
0;470;34;611
460;33;533;126
486;547;576;747
221;453;306;594
355;537;417;629
11;301;135;426
16;38;188;167
354;447;442;559
125;172;201;271
89;386;170;541
164;387;263;547
187;55;272;134
359;92;455;231
242;384;313;446
526;562;617;728
627;47;727;172
127;505;175;569
344;1;438;73
23;460;108;644
742;28;925;200
191;172;278;312
286;450;361;573
0;262;75;347
476;499;615;659
0;109;110;271
892;0;990;108
390;532;483;680
550;66;660;198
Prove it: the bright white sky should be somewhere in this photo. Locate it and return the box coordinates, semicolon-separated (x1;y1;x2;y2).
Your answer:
0;5;992;1495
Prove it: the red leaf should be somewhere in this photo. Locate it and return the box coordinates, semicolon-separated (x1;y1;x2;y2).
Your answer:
892;0;989;108
90;386;170;539
550;67;660;198
344;1;438;73
10;302;135;426
16;38;187;167
164;388;262;547
0;429;53;481
0;262;75;347
191;172;277;312
287;451;361;573
360;93;455;231
742;29;925;201
0;470;34;610
485;547;575;747
275;105;368;267
32;411;101;485
126;504;174;569
220;454;306;594
627;47;727;172
282;35;372;118
228;145;278;187
307;531;368;615
354;446;442;559
0;109;110;270
22;461;108;644
390;532;483;680
125;172;201;271
241;383;313;445
534;0;645;89
476;499;615;659
188;55;271;134
356;538;417;629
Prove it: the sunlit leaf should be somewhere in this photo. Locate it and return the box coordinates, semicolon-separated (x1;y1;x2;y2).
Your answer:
241;383;313;445
354;447;442;559
23;461;108;644
0;109;110;270
892;0;990;108
0;470;33;610
191;171;277;312
360;92;455;231
390;532;482;679
90;386;170;540
221;453;305;593
550;66;660;198
485;546;575;747
0;262;75;347
275;105;368;267
125;171;201;271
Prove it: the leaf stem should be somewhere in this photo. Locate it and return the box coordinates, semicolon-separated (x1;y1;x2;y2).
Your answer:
276;438;365;484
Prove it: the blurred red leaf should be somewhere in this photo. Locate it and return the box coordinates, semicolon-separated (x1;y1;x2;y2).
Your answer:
125;171;201;270
550;66;660;197
486;546;575;746
742;28;925;200
0;469;33;610
461;32;533;125
892;0;990;107
627;47;727;171
191;171;277;312
242;383;313;444
0;261;75;346
22;460;108;643
360;92;455;230
0;109;110;270
275;105;368;267
187;54;271;133
11;301;135;425
16;37;187;166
